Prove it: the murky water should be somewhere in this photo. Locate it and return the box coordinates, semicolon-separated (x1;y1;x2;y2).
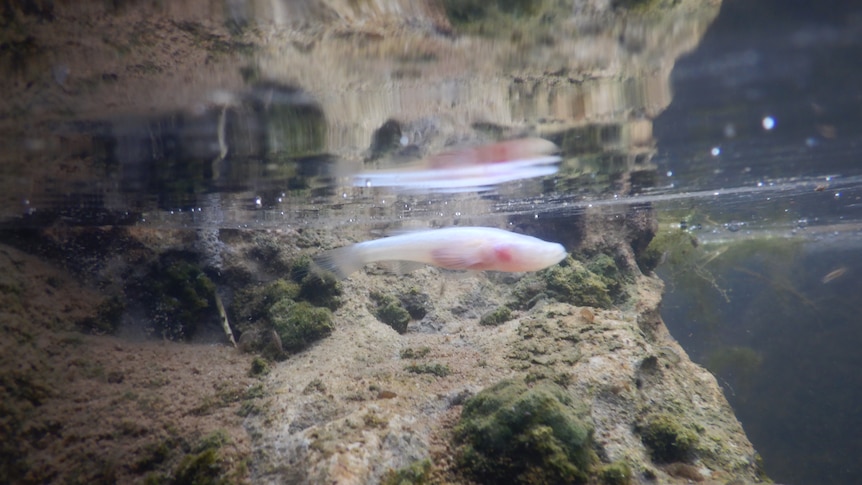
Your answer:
652;2;862;484
2;0;861;483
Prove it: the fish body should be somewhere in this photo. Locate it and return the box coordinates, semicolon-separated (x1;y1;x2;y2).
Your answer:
314;226;567;279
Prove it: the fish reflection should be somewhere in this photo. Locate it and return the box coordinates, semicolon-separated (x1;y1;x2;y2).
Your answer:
351;138;560;192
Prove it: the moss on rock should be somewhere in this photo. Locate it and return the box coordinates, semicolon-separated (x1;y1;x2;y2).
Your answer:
599;461;633;485
231;275;337;356
509;253;628;310
637;413;699;463
289;254;343;310
370;291;411;334
636;229;698;273
381;458;432;485
455;379;597;484
248;357;270;377
585;253;626;300
232;279;300;328
146;259;216;341
297;271;342;310
269;300;334;352
442;0;553;36
543;256;613;309
479;306;512;326
405;363;451;378
79;295;126;334
398;288;431;320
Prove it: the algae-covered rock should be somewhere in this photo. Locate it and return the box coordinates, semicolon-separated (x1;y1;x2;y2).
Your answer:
231;279;300;331
398;288;431;320
79;295;125;334
231;275;336;356
147;259;216;341
381;458;432;485
405;363;451;378
599;461;633;485
248;357;270;377
479;306;512;326
455;379;597;484
290;255;343;310
370;291;411;334
442;0;555;37
298;271;342;311
543;256;613;309
637;413;699;463
269;300;334;352
636;229;699;273
585;253;626;300
509;253;628;310
169;430;235;485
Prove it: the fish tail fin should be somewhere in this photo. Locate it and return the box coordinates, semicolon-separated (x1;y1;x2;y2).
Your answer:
312;245;364;279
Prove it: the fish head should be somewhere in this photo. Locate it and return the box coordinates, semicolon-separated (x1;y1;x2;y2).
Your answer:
492;239;567;272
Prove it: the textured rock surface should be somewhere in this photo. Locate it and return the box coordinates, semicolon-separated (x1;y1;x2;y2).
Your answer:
245;238;761;483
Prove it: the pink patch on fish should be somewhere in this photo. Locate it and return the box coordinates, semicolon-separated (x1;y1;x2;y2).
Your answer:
494;245;513;263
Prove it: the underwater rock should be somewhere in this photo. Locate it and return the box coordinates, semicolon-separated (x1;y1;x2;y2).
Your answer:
269;300;334;353
478;306;512;326
370;291;412;334
144;258;217;341
513;255;615;309
398;288;431;320
454;379;598;484
637;413;700;463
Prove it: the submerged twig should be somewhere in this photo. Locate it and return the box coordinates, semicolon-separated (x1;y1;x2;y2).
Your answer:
214;291;236;348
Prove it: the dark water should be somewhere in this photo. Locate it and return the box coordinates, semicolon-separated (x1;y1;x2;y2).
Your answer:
653;1;862;484
2;0;862;483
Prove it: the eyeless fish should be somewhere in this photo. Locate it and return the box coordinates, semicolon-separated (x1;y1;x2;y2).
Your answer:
313;226;567;279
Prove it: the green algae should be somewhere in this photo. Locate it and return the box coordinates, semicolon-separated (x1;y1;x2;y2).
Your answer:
398;288;430;320
370;291;411;334
230;273;337;357
637;413;699;463
79;295;125;335
400;346;431;359
637;229;699;274
381;458;433;485
269;300;334;353
454;379;597;484
291;254;343;310
442;0;556;39
146;259;216;341
479;306;512;326
297;270;342;311
231;279;300;330
542;256;613;309
599;461;633;485
510;253;628;310
405;363;451;378
248;357;270;377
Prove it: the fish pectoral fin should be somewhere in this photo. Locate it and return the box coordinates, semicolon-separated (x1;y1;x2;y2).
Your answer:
430;248;485;270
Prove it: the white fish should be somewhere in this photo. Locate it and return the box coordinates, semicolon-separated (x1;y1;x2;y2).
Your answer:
314;226;567;279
